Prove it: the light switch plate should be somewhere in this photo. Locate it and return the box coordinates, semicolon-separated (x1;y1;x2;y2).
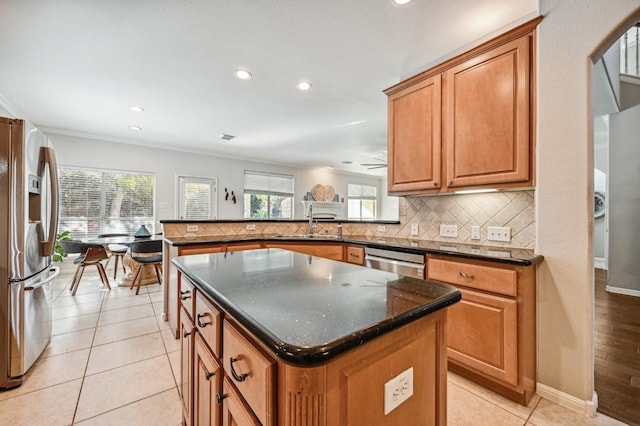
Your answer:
439;224;457;238
186;225;198;232
378;225;386;233
487;226;511;242
471;225;480;240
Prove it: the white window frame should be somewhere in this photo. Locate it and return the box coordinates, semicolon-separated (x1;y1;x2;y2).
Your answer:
176;175;218;220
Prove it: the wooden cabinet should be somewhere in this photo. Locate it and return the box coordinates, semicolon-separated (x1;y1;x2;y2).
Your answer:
385;17;540;196
444;35;531;189
221;377;261;426
264;241;344;261
388;75;442;193
345;245;365;265
427;254;536;404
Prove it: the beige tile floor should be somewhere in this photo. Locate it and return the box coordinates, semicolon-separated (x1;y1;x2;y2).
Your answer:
0;260;630;425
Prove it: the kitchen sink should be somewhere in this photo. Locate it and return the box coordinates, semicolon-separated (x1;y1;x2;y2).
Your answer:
274;234;342;240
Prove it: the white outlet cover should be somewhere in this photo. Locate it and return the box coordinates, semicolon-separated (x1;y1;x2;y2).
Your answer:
378;225;386;233
246;224;256;231
384;367;414;415
410;223;418;236
471;225;480;240
186;225;198;232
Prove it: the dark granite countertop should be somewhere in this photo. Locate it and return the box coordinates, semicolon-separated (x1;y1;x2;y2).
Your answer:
173;249;461;366
165;234;543;266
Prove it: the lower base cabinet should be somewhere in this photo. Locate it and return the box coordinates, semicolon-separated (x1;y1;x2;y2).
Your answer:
180;277;448;425
427;254;536;405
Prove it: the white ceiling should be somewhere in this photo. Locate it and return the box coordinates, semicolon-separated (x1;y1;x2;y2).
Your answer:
0;0;537;177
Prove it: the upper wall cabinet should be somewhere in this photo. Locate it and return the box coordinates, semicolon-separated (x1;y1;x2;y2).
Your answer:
385;17;541;196
388;75;442;193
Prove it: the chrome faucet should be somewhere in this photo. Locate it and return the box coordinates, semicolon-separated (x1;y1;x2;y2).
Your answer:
307;203;315;235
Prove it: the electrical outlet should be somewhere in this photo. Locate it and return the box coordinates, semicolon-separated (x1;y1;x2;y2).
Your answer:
377;225;386;233
410;223;419;236
439;224;458;238
384;367;414;415
246;224;256;231
470;225;480;240
186;225;198;232
487;226;511;242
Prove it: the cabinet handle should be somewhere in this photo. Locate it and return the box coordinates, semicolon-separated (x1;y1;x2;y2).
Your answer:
196;313;211;328
216;393;228;404
458;271;474;279
180;290;191;300
229;357;248;382
447;180;453;185
205;371;215;380
433;182;438;186
183;329;192;338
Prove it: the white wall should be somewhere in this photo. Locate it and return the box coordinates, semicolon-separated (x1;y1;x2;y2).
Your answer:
49;134;392;224
537;0;640;408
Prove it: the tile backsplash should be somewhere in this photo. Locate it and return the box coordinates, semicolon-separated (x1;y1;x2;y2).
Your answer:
163;190;535;249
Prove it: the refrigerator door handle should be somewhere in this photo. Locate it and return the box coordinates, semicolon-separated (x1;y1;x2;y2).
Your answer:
24;266;60;291
39;146;59;257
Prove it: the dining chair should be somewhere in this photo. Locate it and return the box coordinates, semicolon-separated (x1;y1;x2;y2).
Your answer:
97;233;129;279
129;239;163;295
59;240;111;296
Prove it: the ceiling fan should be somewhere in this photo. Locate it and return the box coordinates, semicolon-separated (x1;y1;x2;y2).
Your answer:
360;158;387;170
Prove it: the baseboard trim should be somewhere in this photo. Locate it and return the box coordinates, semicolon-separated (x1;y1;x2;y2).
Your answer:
594;257;606;270
605;285;640;297
536;383;598;417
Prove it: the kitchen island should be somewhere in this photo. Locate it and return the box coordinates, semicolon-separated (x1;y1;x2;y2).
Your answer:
173;248;460;425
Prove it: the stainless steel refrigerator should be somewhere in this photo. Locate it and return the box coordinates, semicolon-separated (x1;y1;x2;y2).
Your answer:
1;116;60;389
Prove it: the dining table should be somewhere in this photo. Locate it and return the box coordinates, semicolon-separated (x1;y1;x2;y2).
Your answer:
85;234;164;288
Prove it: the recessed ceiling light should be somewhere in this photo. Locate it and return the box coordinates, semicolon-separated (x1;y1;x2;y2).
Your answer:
393;0;412;5
235;70;252;80
296;81;312;91
341;160;353;164
219;133;235;141
129;125;142;131
128;105;145;112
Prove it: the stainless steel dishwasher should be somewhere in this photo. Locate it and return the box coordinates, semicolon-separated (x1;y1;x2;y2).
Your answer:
364;246;425;279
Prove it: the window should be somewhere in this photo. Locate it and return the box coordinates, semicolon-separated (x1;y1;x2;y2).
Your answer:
620;25;640;77
177;176;217;220
243;171;294;219
348;183;377;219
58;167;155;239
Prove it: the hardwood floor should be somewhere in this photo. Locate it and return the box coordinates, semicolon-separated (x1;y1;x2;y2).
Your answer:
594;268;640;426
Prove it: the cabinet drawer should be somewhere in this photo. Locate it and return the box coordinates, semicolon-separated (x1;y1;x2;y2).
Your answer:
346;246;365;265
428;258;517;297
223;321;275;426
180;278;196;319
195;292;222;358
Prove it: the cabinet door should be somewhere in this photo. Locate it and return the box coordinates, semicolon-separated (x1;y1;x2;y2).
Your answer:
444;35;531;188
345;245;365;265
388;74;442;194
226;242;262;252
194;334;221;426
180;308;195;425
221;377;261;426
447;287;518;386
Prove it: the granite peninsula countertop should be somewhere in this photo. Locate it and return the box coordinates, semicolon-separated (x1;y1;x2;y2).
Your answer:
165;234;543;266
173;249;461;366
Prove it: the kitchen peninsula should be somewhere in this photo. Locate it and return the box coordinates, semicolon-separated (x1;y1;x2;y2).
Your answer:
173;249;461;425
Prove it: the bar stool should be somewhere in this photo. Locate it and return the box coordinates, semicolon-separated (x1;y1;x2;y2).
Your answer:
129;239;163;295
98;233;129;279
60;240;111;296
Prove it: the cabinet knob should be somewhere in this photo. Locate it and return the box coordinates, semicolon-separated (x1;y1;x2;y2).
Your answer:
180;290;191;300
196;313;211;328
448;180;453;185
216;393;228;404
205;371;215;380
433;182;438;186
230;357;248;382
458;271;474;279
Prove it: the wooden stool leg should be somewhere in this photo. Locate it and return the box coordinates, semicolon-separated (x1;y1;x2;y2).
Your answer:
131;266;142;290
113;255;119;279
135;265;145;295
71;266;86;296
97;263;111;290
154;264;162;285
69;265;81;291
